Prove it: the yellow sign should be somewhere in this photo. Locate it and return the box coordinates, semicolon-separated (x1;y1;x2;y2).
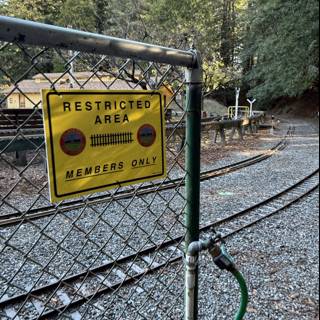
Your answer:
42;90;166;202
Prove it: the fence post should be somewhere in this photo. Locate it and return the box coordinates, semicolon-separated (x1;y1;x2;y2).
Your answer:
184;51;202;320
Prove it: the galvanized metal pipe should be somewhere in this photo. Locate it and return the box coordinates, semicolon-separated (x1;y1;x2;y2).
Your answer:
0;16;195;67
185;239;216;320
185;253;198;320
185;242;203;320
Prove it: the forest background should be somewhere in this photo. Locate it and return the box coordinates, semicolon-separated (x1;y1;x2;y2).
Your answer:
0;0;319;109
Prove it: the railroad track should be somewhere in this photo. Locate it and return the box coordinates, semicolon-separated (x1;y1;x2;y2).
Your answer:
0;165;317;319
0;127;294;227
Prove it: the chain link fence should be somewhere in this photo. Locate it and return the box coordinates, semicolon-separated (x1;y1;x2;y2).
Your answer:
0;17;202;319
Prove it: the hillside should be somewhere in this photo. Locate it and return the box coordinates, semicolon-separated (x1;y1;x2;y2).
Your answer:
271;90;319;118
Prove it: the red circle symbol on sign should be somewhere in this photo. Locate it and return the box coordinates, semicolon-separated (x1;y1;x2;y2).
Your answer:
137;124;156;147
60;128;86;156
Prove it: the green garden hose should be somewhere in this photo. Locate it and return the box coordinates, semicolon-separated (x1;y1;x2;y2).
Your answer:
189;240;249;320
230;268;249;320
209;243;249;319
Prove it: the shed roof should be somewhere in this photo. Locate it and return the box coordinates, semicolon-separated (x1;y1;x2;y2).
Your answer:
2;78;141;94
32;71;110;80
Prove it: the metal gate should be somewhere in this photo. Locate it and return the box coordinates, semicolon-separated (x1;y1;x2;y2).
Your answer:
0;16;202;319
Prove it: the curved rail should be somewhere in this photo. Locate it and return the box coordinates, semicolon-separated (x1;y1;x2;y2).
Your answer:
0;126;292;227
0;168;317;319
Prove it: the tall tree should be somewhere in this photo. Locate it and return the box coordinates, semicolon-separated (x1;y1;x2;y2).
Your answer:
0;0;248;94
144;0;247;92
220;0;236;66
242;0;319;105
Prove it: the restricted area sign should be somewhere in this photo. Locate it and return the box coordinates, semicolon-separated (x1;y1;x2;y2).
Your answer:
42;90;166;202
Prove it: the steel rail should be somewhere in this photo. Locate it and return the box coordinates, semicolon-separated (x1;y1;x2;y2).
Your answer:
36;169;320;319
222;173;319;238
0;143;290;306
0;168;317;319
0;128;293;226
0;169;319;319
202;168;319;233
0;129;293;309
0;16;195;68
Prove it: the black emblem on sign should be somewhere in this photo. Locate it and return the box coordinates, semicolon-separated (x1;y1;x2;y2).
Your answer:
137;124;156;147
90;132;134;147
60;128;86;156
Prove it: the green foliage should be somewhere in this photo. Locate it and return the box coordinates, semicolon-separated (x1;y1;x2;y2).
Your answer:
0;0;247;92
58;0;97;31
242;0;319;105
57;0;149;39
144;0;247;92
0;0;149;82
0;0;64;23
1;0;318;107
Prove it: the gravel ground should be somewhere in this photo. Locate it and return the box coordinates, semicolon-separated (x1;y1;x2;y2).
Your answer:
199;118;319;226
198;190;319;320
67;189;319;320
0;116;318;319
62;117;319;319
196;117;319;319
0;127;274;215
75;117;319;319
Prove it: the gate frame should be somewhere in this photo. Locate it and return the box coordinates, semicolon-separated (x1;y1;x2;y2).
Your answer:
0;15;203;319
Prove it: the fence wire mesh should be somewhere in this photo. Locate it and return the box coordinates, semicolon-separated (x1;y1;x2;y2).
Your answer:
0;38;192;319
